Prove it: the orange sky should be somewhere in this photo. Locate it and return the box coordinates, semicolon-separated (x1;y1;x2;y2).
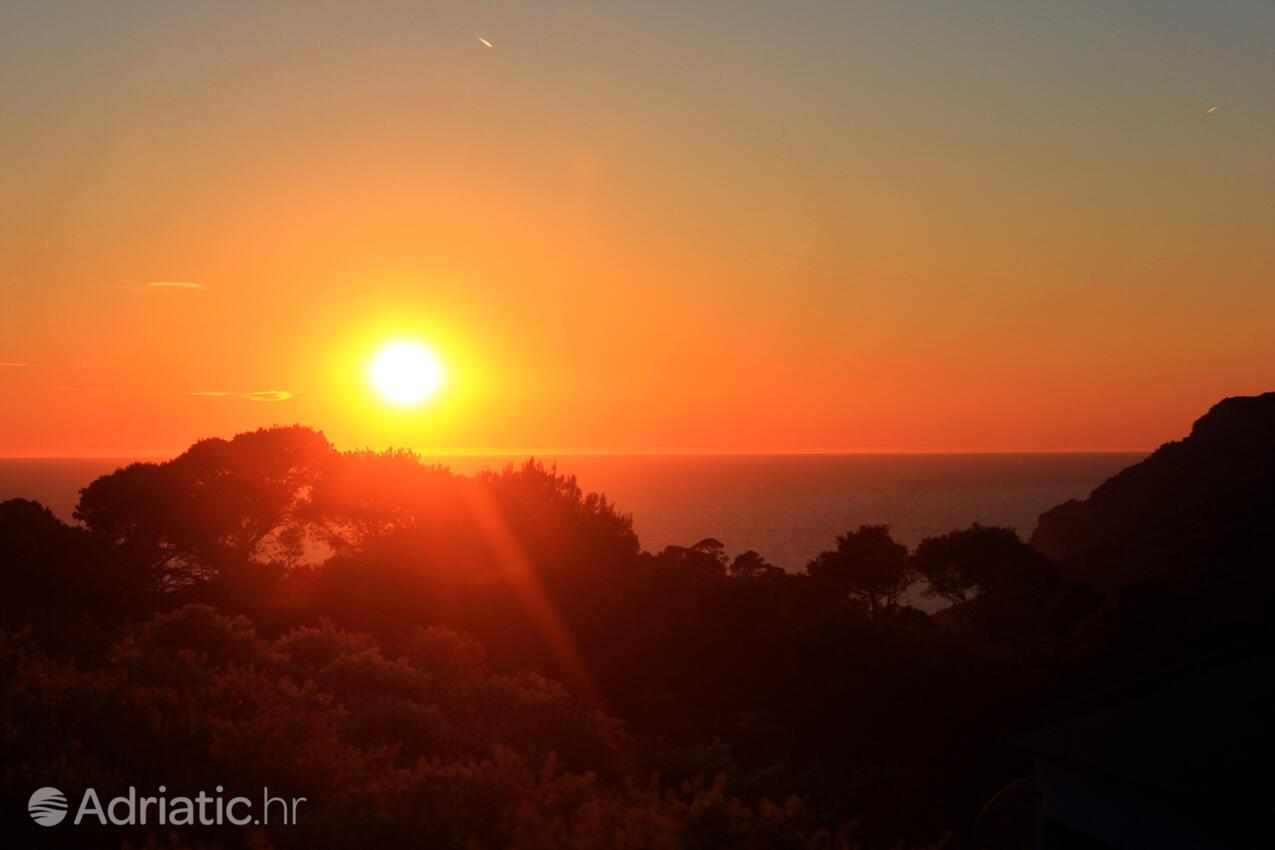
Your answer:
2;2;1273;455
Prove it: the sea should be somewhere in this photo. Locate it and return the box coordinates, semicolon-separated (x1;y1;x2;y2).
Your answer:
0;454;1140;572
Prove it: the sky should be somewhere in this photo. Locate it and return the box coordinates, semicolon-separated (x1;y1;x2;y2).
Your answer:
2;0;1273;455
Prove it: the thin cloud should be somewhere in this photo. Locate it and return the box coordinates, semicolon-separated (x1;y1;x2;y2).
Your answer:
0;361;30;368
477;35;493;48
187;389;295;401
146;281;206;290
109;281;209;293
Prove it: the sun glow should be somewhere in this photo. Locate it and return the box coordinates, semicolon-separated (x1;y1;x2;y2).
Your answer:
369;341;444;405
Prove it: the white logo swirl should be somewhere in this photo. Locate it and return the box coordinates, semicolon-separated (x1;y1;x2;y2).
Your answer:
29;786;68;826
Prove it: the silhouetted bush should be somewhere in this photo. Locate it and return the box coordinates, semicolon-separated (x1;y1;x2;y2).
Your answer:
1;606;908;850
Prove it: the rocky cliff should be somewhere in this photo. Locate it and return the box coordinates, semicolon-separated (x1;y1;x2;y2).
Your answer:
1031;392;1275;597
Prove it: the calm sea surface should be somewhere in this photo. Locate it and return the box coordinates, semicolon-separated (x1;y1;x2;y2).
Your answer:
0;454;1140;571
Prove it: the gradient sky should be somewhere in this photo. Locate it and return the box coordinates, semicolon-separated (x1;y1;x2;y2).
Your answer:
2;1;1273;455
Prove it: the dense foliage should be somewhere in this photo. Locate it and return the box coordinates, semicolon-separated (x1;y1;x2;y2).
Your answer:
2;419;1256;848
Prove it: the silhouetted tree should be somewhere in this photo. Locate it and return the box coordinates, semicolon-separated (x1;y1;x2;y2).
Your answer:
75;426;337;591
912;523;1057;607
690;537;727;565
477;459;641;574
915;524;1081;644
0;498;143;635
305;448;458;553
730;550;785;581
806;525;910;620
653;538;729;580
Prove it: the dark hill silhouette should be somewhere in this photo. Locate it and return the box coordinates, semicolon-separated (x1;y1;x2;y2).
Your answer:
1032;392;1275;593
1031;392;1275;655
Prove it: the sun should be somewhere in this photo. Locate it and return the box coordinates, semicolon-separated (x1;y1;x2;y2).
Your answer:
369;341;444;405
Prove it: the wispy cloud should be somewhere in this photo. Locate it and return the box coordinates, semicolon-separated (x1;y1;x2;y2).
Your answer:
110;281;209;294
476;35;493;48
147;281;206;290
187;389;296;401
0;361;30;368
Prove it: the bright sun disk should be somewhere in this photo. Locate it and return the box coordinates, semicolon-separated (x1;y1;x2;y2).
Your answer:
370;341;443;405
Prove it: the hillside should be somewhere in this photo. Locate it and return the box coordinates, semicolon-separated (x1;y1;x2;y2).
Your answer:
1031;392;1275;619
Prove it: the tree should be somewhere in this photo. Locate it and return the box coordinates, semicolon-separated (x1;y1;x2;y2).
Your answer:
912;523;1059;607
806;525;910;620
654;538;729;580
306;448;460;553
729;550;785;581
478;459;641;569
0;498;143;632
74;426;338;591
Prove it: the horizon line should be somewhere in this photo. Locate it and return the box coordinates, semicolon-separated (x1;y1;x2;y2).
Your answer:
0;447;1153;461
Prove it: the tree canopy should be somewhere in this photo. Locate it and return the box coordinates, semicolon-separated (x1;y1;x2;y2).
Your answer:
806;524;912;620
